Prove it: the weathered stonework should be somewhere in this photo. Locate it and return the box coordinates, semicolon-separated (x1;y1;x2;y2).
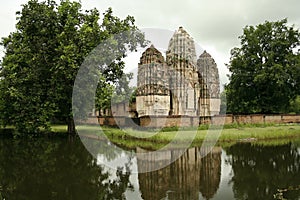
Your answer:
166;27;200;116
93;114;300;127
136;45;171;116
197;50;221;116
136;27;221;117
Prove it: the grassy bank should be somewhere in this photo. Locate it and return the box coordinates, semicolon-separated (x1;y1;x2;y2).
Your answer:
71;124;300;150
2;124;300;149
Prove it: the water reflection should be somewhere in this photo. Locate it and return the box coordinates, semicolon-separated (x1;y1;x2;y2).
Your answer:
225;142;300;200
137;147;222;200
136;142;300;200
0;137;132;200
0;136;300;200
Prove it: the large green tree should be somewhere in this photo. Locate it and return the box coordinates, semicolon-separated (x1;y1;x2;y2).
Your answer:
226;19;300;114
0;0;146;135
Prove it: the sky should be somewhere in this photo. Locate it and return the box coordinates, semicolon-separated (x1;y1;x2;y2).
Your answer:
1;0;300;86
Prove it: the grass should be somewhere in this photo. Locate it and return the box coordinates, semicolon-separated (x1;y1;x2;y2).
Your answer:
2;123;299;149
70;123;300;150
0;125;68;138
218;126;300;141
51;125;68;133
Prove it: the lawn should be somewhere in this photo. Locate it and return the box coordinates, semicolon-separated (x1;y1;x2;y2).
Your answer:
62;123;300;150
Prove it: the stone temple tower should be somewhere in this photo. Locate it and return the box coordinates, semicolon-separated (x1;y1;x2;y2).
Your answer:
136;45;170;116
166;27;200;116
197;51;221;116
136;27;220;117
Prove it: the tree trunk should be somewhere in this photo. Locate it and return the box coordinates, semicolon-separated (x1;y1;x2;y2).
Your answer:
67;117;76;135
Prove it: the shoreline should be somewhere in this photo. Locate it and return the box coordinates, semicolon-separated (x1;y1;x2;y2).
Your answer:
75;124;300;150
1;124;300;150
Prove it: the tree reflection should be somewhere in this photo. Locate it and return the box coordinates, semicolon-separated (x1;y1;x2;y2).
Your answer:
80;136;125;162
0;137;132;200
225;142;300;200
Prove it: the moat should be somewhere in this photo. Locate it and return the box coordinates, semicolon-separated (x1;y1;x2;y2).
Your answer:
0;137;299;200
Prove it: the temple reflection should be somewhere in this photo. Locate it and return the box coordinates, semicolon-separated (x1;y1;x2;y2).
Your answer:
137;147;222;200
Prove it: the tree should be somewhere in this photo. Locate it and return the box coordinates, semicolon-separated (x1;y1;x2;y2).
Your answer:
95;72;136;116
95;79;114;116
288;95;300;114
0;0;58;134
0;0;147;135
219;90;227;114
225;19;300;114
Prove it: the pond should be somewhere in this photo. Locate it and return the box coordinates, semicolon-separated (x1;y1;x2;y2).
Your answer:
0;136;299;200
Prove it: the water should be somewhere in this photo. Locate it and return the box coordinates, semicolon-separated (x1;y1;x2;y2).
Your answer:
0;137;299;200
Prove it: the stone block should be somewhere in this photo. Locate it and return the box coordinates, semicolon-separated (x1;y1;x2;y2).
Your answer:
265;115;282;123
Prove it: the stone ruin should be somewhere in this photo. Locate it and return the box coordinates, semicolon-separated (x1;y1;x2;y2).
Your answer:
136;27;220;117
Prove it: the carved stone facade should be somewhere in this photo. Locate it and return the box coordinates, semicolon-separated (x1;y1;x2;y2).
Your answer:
197;50;221;116
136;45;170;116
136;27;220;117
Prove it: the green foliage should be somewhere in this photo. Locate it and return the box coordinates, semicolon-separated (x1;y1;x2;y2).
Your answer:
288;95;300;114
95;78;114;113
226;19;300;114
95;72;138;115
0;0;147;135
111;72;135;104
94;71;137;116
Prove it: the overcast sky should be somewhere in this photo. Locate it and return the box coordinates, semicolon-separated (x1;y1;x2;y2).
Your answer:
1;0;300;85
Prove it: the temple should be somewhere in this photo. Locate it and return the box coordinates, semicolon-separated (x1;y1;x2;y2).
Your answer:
136;27;220;117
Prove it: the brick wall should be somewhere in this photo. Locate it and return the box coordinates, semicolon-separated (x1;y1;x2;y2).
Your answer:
140;116;198;128
87;114;300;128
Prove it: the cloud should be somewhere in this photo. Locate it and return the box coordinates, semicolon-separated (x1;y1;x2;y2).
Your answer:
83;0;299;85
1;0;299;85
